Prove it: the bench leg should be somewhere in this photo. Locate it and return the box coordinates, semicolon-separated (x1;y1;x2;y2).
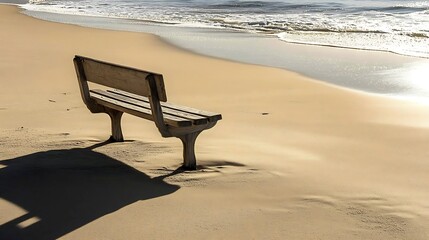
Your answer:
178;131;201;170
106;109;124;142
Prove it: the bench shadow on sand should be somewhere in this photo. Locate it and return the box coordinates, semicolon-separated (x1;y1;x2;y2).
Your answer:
0;140;181;240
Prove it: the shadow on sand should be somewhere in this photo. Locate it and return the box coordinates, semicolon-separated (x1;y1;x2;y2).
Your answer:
0;140;181;240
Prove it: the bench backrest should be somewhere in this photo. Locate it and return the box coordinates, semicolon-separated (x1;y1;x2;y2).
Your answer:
74;55;167;102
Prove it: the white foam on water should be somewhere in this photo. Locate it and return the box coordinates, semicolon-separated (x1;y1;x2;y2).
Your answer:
20;0;429;59
277;31;429;59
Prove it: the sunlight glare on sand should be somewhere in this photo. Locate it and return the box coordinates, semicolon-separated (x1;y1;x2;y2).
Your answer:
403;62;429;92
392;61;429;105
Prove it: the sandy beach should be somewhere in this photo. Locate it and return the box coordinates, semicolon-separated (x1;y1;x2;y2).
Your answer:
1;4;429;239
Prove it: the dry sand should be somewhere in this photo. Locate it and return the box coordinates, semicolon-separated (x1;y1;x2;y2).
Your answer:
1;4;429;239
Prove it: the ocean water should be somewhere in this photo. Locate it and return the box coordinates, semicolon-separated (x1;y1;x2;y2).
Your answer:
21;0;429;58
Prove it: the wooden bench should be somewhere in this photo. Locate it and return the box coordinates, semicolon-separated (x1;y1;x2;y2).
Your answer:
73;56;222;169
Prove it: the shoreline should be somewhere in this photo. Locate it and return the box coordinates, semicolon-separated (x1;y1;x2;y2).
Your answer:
16;6;429;102
1;4;429;239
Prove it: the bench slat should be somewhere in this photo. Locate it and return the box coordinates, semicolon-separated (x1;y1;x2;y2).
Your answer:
109;89;222;123
91;89;209;125
90;91;192;127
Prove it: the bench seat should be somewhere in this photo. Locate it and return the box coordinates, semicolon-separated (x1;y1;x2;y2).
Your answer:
90;89;221;128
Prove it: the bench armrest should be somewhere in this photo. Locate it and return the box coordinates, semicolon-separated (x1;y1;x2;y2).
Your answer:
147;75;171;137
74;57;105;113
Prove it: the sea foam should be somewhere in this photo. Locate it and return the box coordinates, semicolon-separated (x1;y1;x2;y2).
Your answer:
20;0;429;58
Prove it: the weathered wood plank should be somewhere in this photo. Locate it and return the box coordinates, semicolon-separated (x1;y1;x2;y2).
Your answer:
90;92;192;127
75;56;167;101
109;89;222;122
91;89;209;125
